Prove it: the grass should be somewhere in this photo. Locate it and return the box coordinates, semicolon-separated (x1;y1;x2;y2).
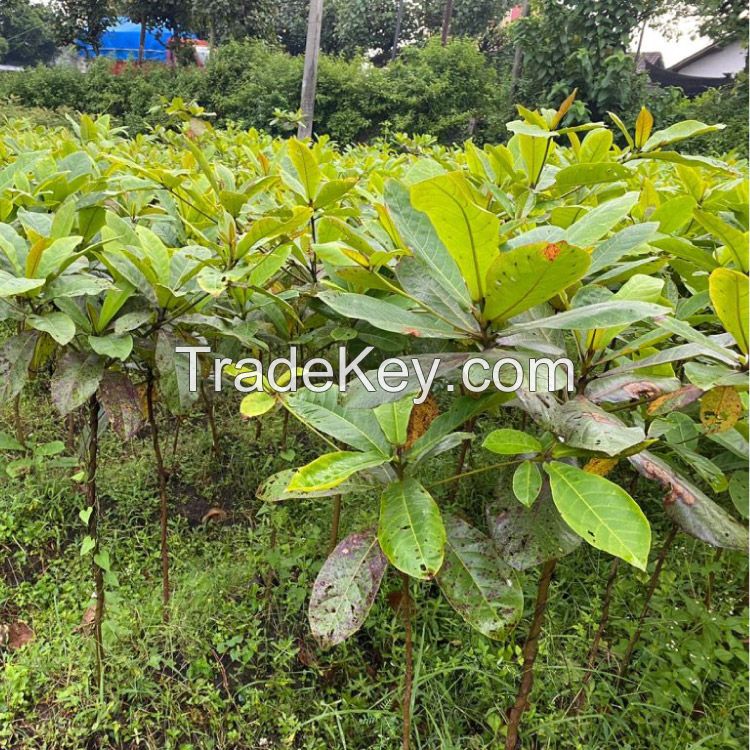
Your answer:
0;386;747;749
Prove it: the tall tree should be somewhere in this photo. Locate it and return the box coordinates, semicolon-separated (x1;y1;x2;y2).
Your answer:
0;0;58;66
53;0;117;55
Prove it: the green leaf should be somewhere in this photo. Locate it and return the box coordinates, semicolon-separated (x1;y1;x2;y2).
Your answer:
483;429;542;455
286;390;390;455
88;334;133;361
155;331;199;414
693;210;749;272
318;291;459;339
309;528;387;649
288;138;321;202
555;162;631;188
378;478;445;579
709;268;749;354
257;468;375;502
0;431;24;451
643;120;725;151
728;472;749;519
508;301;669;331
566;192;638;247
314;178;357;209
80;535;96;556
374;395;414;447
512;461;542;507
240;392;275;417
411;172;498;302
0;270;45;297
436;515;523;639
484;241;590;322
287;450;389;492
51;351;104;415
27;312;76;345
384;180;471;308
545;461;651;570
32;236;83;279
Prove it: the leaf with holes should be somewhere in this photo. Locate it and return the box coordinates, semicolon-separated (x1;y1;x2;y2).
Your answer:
545;461;651;569
309;528;388;649
378;478;445;579
436;515;523;639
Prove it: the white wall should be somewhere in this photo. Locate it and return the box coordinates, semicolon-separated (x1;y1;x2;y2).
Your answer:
678;40;747;78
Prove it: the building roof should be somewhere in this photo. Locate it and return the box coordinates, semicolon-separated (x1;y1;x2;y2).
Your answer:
636;51;664;72
671;41;725;71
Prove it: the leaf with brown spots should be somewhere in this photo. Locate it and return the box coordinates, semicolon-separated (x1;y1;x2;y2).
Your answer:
98;371;144;440
700;386;742;434
647;385;704;416
309;528;388;649
583;457;618;477
0;621;35;650
405;396;439;450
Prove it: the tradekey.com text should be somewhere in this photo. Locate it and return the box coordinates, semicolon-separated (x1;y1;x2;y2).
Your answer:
176;346;575;405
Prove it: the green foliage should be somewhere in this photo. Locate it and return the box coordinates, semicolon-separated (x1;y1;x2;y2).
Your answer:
0;0;58;66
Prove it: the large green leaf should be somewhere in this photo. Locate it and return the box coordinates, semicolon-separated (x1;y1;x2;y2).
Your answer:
0;270;45;298
565;192;638;247
545;461;651;570
512;461;543;507
378;478;445;579
318;291;459;339
709;268;748;355
436;515;523;639
643;120;725;151
693;210;748;272
309;528;388;649
287;451;389;492
508;301;669;331
257;468;376;502
27;312;76;346
286;390;390;455
484;242;590;322
384;180;471;308
411;172;498;302
374;395;414;447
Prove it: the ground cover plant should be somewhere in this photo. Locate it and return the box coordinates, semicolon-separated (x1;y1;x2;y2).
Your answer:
0;98;748;749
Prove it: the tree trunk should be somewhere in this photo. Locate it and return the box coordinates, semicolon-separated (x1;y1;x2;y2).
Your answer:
328;495;342;554
138;18;147;65
506;558;556;750
510;0;529;97
440;0;454;45
85;394;105;690
146;373;171;619
298;0;325;138
392;0;405;60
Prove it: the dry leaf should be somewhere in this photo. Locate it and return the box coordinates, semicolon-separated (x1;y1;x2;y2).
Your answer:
700;386;742;434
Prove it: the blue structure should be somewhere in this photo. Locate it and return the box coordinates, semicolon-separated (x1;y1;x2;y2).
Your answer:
77;18;193;62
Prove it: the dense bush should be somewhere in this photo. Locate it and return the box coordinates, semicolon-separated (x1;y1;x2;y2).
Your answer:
0;40;508;144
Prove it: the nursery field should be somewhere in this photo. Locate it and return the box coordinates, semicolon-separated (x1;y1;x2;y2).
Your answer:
0;100;748;749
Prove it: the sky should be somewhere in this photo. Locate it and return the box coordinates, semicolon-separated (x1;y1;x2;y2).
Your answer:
632;15;713;67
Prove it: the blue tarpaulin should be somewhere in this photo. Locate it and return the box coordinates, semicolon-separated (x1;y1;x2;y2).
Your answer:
77;18;195;62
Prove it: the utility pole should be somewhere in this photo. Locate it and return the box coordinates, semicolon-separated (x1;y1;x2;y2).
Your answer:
440;0;454;45
298;0;324;139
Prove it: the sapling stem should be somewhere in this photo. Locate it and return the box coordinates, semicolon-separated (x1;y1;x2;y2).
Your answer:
146;372;171;619
328;495;342;554
85;394;105;691
704;548;723;611
506;558;557;750
200;381;221;460
401;572;413;750
617;525;678;684
569;556;619;714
